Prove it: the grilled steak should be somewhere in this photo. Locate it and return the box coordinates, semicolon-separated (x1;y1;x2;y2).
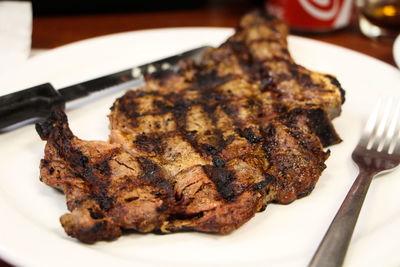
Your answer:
36;11;344;243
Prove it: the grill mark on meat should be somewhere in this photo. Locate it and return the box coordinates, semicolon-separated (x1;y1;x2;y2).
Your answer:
148;69;175;81
251;60;280;94
70;153;115;211
171;95;190;131
226;39;280;95
201;144;218;156
274;104;288;115
74;159;114;211
169;211;204;221
194;71;233;127
135;134;163;154
303;109;342;147
287;129;314;151
252;173;275;191
202;165;237;201
172;70;244;181
212;156;226;168
228;40;253;68
181;130;199;150
93;159;112;175
124;196;139;203
282;108;341;147
287;64;317;89
117;92;140;128
237;127;262;144
136;157;172;194
260;75;277;93
190;70;232;92
88;208;105;219
247;37;285;46
261;124;278;160
220;103;240;123
199;131;235;171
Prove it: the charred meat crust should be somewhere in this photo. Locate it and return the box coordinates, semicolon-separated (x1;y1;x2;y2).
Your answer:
280;108;341;147
37;11;344;243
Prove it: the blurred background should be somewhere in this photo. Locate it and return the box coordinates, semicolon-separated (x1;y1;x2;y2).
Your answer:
31;0;264;15
26;0;398;66
29;0;266;49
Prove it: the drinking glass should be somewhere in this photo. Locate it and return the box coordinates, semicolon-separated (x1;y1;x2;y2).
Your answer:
357;0;400;40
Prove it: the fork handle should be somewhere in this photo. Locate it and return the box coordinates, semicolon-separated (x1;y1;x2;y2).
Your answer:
309;169;375;267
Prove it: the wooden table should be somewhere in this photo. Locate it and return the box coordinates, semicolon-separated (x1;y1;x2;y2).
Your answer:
0;2;397;267
29;4;397;66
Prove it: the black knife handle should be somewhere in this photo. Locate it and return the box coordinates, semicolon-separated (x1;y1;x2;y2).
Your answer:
0;83;65;130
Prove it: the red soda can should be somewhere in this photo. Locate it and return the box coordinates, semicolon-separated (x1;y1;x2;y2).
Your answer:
266;0;354;32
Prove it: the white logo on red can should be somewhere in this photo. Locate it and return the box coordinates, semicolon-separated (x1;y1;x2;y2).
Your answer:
298;0;340;20
266;0;353;32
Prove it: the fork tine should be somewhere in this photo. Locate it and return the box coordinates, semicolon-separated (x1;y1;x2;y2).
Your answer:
359;98;382;148
393;137;400;155
371;98;393;151
382;99;400;153
391;117;400;155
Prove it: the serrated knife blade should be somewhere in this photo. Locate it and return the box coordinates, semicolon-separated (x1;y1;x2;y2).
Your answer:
0;46;211;131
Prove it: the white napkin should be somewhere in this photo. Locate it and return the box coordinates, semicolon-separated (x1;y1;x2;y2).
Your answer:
0;1;32;75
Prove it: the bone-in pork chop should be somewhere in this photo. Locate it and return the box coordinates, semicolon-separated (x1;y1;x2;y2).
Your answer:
36;11;344;243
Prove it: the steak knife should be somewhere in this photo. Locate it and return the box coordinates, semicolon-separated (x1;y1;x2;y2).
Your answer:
0;46;211;131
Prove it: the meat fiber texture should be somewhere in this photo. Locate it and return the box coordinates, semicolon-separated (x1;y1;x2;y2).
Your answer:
36;11;344;243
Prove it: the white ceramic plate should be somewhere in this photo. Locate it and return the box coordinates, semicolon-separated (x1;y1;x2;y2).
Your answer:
1;28;400;267
394;34;400;68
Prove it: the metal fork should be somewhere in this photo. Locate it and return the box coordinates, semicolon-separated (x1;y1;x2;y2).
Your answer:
309;98;400;267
